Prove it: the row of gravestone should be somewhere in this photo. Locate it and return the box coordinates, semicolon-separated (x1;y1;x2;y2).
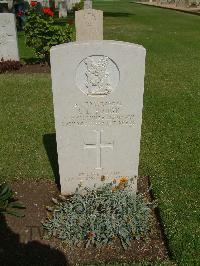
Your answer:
58;0;92;18
0;0;92;18
43;0;92;18
0;0;82;9
46;0;91;10
0;6;146;195
149;0;200;7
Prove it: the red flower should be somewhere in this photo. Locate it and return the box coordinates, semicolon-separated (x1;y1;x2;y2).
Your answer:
43;7;54;17
30;1;37;7
87;232;95;239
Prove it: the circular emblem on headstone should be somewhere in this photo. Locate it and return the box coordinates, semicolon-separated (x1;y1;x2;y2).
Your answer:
84;11;96;26
75;55;120;96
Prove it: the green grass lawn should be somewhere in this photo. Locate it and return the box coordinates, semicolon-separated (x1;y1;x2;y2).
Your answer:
1;1;200;265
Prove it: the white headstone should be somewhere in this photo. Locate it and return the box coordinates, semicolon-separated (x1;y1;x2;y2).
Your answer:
55;0;59;8
7;0;13;10
59;0;67;17
84;0;92;9
51;41;146;195
66;0;73;10
42;0;50;7
75;9;103;41
0;13;19;61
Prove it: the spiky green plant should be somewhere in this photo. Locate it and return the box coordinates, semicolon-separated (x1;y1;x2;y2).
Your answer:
43;178;155;249
0;183;25;217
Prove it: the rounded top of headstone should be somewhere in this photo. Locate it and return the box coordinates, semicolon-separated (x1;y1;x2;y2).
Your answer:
50;40;146;54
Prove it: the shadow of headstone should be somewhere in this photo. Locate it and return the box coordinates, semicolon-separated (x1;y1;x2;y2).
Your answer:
0;215;69;266
43;133;60;191
103;11;134;17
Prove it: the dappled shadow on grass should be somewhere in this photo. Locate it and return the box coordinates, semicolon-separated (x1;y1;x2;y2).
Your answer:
43;133;60;191
0;215;68;266
104;11;134;18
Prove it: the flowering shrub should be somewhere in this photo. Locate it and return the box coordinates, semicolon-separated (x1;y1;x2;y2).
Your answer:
24;3;73;63
43;178;155;249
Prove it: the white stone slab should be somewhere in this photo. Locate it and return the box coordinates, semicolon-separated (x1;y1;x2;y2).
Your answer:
75;9;103;41
50;40;146;195
0;13;19;61
84;0;92;9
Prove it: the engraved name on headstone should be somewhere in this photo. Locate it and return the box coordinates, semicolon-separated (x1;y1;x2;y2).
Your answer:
0;13;19;61
75;9;103;41
50;41;146;194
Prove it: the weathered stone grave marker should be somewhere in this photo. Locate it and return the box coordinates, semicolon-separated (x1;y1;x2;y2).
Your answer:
75;9;103;41
42;0;50;7
59;0;68;17
66;0;73;10
51;41;146;194
84;0;92;9
0;13;19;61
175;0;188;8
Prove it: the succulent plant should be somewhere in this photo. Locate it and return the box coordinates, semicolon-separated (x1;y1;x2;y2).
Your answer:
0;183;25;217
43;178;155;249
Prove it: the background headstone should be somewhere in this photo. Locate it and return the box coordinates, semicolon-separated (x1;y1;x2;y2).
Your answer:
66;0;73;10
54;0;59;8
7;0;13;10
0;0;8;12
175;0;188;7
84;0;92;9
42;0;50;7
59;0;67;17
50;41;146;194
75;9;103;41
0;13;19;61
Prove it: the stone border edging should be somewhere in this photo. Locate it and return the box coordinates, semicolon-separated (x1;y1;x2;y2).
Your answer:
135;2;200;16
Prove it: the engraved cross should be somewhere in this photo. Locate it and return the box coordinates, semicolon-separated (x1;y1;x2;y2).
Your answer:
84;130;113;170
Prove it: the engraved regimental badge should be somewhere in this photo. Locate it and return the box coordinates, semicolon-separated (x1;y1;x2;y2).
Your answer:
76;55;120;96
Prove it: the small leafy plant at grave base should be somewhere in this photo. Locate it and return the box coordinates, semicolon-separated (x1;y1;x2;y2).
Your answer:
43;177;155;249
0;59;21;74
24;3;73;64
0;183;25;217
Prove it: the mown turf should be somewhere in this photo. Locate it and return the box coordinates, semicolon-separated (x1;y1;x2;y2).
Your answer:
99;1;200;265
0;74;54;180
0;1;200;265
18;31;36;62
